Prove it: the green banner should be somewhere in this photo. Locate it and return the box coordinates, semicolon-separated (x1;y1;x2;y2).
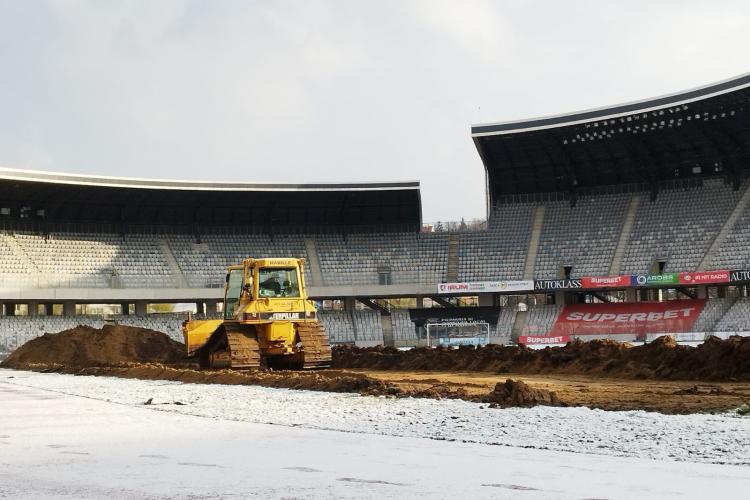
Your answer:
632;273;680;286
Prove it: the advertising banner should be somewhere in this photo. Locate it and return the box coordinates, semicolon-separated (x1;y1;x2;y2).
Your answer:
730;269;750;283
580;275;631;288
630;272;729;287
631;273;680;287
678;270;729;285
549;300;706;336
408;307;502;327
437;280;534;294
519;335;570;345
534;279;583;290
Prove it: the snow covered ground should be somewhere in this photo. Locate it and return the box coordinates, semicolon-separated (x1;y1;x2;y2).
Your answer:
1;369;750;499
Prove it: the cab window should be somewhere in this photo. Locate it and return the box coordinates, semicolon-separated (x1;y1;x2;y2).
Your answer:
224;269;244;319
258;267;299;298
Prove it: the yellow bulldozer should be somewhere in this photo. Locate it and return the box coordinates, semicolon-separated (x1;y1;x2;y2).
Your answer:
182;257;331;370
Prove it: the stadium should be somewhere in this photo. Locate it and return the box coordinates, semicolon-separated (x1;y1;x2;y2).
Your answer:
4;71;750;497
3;72;750;351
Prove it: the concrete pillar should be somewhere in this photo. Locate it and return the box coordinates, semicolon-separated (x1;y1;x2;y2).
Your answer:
553;290;565;305
3;303;16;316
478;293;495;307
718;286;727;299
135;300;147;316
697;285;708;299
195;302;206;315
416;295;425;308
63;301;76;317
120;303;130;315
625;288;637;302
343;297;356;311
28;301;38;317
206;300;218;316
45;303;54;316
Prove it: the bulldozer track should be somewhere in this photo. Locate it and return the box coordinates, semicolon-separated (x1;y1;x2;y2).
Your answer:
199;323;261;370
224;324;261;369
297;322;332;369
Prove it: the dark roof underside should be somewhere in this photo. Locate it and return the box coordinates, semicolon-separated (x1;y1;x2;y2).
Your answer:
473;74;750;204
0;179;422;233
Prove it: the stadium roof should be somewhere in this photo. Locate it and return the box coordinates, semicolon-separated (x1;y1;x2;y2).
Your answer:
472;72;750;205
0;168;422;232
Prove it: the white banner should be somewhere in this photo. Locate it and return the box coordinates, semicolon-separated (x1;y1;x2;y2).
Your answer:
437;280;534;294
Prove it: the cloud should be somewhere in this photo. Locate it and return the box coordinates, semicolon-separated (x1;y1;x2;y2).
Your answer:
400;0;512;60
1;1;750;222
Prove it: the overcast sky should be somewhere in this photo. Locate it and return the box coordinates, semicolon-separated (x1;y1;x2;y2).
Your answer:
1;1;750;222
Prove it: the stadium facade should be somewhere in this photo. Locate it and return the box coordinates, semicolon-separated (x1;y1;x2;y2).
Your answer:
4;72;750;350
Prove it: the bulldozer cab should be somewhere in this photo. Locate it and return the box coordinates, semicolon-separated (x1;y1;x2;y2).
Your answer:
223;259;305;320
258;267;299;298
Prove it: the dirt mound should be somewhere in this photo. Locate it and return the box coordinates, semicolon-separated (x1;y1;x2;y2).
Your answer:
482;379;562;408
333;335;750;381
0;325;562;408
0;324;185;369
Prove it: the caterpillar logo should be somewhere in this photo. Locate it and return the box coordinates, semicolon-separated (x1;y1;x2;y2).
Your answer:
262;312;301;320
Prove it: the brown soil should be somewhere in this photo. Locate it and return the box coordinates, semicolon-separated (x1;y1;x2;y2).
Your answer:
0;324;185;369
333;336;750;381
3;326;749;413
348;369;750;414
483;379;561;408
12;362;545;406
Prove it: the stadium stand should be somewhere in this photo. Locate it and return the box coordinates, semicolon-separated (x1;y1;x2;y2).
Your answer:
317;310;355;344
392;309;418;345
458;203;533;281
714;298;750;332
9;232;174;288
493;307;517;338
170;233;310;288
620;179;746;274
0;233;34;286
0;314;187;352
4;181;750;288
351;309;384;343
318;310;384;345
691;297;736;333
523;304;563;337
708;196;750;270
316;233;448;286
534;194;629;278
4;181;750;287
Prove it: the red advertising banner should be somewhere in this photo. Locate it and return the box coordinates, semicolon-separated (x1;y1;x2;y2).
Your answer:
580;275;631;288
678;270;730;285
519;335;570;345
549;300;706;336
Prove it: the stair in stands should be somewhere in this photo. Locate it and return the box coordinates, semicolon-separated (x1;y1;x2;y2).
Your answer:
304;238;324;286
380;313;394;347
698;182;750;271
510;309;527;342
523;206;545;279
159;240;188;288
609;195;640;275
446;235;460;282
